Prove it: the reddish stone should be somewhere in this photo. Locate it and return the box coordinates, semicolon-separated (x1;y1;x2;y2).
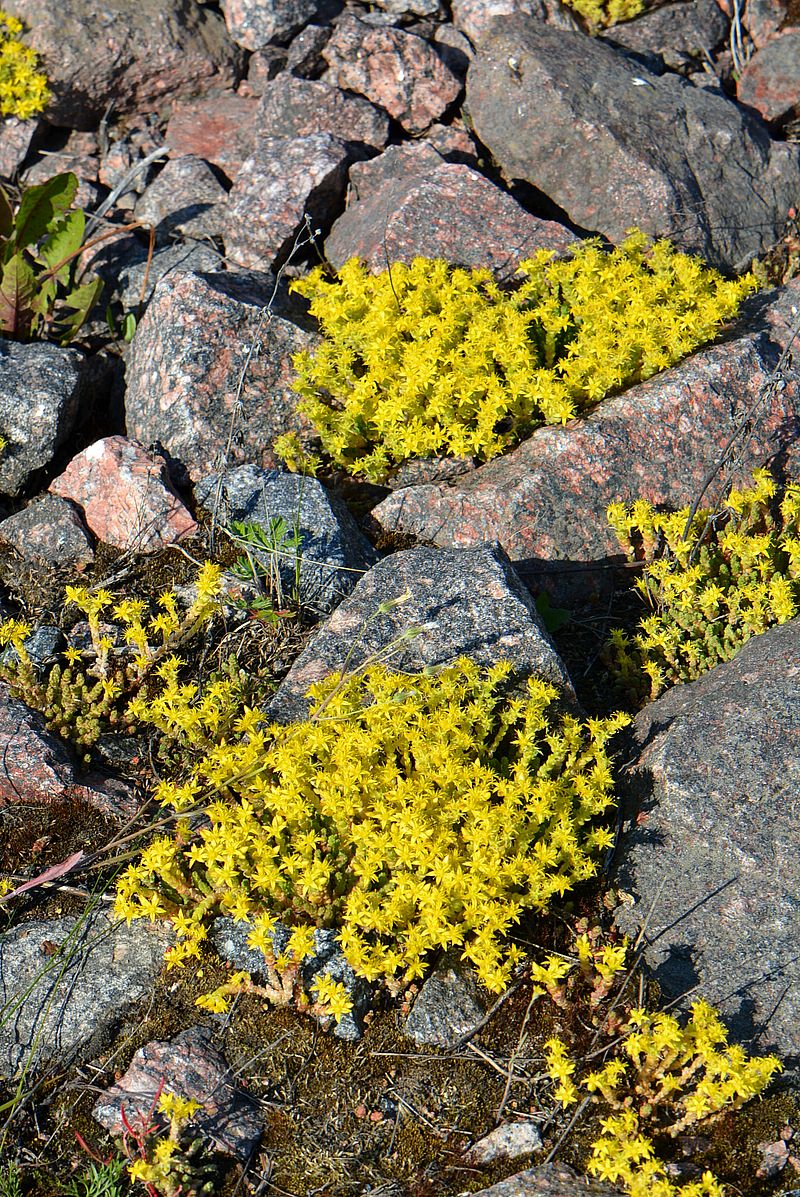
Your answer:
737;32;800;123
224;134;351;270
322;13;462;134
124;271;318;482
0;683;76;806
165;93;259;179
11;0;240;131
93;1025;262;1160
744;0;799;46
326;157;576;277
256;75;390;148
372;290;800;576
424;119;480;165
23;130;100;210
49;437;197;553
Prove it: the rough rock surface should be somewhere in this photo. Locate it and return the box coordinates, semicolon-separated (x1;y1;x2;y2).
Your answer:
256;74;391;147
49;437;197;553
0;343;86;499
223;133;353;270
0;495;95;574
604;0;729;68
470;1163;625;1196
403;959;487;1048
268;543;574;723
465;1122;544;1165
322;13;462;133
744;0;799;47
93;1025;262;1159
221;0;328;50
326;156;575;276
165;94;260;177
11;0;240;129
194;464;378;615
614;619;800;1055
134;155;228;247
451;0;580;46
466;17;800;270
0;910;171;1078
372;290;800;590
0;682;76;806
124;271;318;483
736;32;800;124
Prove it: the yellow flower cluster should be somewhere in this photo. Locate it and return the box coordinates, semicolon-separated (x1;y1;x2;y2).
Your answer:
545;1000;781;1197
0;563;225;752
0;12;49;120
115;658;630;1002
126;1090;214;1196
531;923;629;1010
565;0;645;29
284;234;757;482
607;469;800;701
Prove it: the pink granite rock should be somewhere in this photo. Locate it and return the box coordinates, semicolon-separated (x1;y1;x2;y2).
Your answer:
256;74;391;148
451;0;579;45
49;437;197;553
737;32;800;123
0;682;76;806
327;154;576;277
372;285;800;584
9;0;241;131
165;93;259;178
221;0;323;50
224;133;351;270
93;1025;262;1160
0;495;94;574
134;155;228;246
124;271;318;482
744;0;799;47
322;13;462;133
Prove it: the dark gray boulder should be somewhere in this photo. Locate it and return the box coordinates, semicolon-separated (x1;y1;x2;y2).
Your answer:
466;17;800;270
614;618;800;1056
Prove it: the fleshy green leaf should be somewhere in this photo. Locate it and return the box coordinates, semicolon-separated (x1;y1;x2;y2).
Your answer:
53;275;103;344
36;208;85;284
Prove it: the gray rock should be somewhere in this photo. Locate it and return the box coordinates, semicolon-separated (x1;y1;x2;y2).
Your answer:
210;917;373;1041
466;17;800;271
125;270;318;484
134;155;228;247
0;343;86;499
1;624;65;672
12;0;241;130
469;1162;625;1196
195;464;378;616
93;1024;262;1160
403;960;486;1048
221;0;330;49
614;618;800;1055
87;235;222;314
0;680;75;806
223;134;353;271
326;155;575;278
603;0;729;68
268;543;574;724
0;910;171;1079
0;495;94;575
256;74;390;148
465;1121;544;1164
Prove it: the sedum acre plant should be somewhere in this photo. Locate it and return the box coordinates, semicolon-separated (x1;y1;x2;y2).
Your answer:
545;1000;781;1197
115;657;630;1008
0;562;225;756
0;11;48;120
284;234;757;482
607;468;800;702
566;0;646;29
